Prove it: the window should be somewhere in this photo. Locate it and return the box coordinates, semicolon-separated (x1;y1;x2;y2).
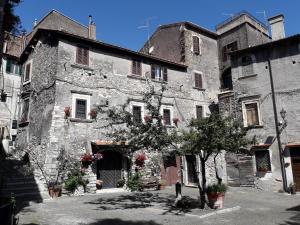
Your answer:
20;98;29;123
255;149;271;172
242;101;261;127
194;73;203;89
131;60;142;75
151;65;167;82
132;106;142;123
222;41;238;62
72;93;90;119
241;55;254;75
75;99;87;119
196;105;203;119
163;109;171;125
23;62;31;83
192;36;200;55
76;45;89;66
11;120;18;129
6;60;21;75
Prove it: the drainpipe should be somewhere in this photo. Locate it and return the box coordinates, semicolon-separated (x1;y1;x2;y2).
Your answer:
267;50;288;192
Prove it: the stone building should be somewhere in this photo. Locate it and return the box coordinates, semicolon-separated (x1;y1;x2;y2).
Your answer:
14;10;228;195
219;14;300;191
0;32;23;156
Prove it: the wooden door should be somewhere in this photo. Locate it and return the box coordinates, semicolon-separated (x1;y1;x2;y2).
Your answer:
161;155;181;186
97;151;122;188
290;148;300;192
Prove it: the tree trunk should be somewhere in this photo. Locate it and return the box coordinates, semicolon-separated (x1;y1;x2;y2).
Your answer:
214;152;222;184
198;157;206;209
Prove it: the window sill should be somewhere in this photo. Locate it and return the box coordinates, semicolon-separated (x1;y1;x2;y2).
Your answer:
165;125;175;128
127;74;145;80
23;81;31;86
193;87;205;91
238;74;258;80
245;125;264;130
151;79;167;84
69;118;94;123
18;121;29;127
71;63;94;71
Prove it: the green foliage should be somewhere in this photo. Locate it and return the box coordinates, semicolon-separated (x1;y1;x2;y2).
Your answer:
206;183;227;193
3;0;23;34
117;179;125;188
64;169;88;193
127;172;143;192
179;113;249;161
99;85;177;154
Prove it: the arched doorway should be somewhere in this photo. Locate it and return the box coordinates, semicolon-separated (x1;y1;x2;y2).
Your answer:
97;150;123;188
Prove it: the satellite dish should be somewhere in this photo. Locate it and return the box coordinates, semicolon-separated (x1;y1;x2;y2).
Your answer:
149;46;154;54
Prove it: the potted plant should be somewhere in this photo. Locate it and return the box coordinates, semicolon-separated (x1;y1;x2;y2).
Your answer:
64;169;89;194
64;107;71;119
158;179;167;190
48;181;62;198
206;183;227;209
289;182;296;195
81;153;93;167
117;179;125;188
135;152;146;167
89;108;97;120
173;118;179;127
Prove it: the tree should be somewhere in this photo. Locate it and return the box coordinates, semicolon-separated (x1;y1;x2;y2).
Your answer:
2;0;22;35
179;113;249;208
99;84;176;156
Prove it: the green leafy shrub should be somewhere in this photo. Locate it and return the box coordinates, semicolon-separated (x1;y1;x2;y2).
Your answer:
64;169;88;193
117;179;125;188
127;172;143;191
206;183;227;193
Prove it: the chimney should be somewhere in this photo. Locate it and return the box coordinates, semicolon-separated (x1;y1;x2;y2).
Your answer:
88;15;96;40
268;14;285;40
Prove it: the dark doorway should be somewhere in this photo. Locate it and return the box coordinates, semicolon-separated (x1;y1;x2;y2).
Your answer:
97;150;122;188
221;68;233;90
161;155;181;186
186;155;198;184
290;147;300;192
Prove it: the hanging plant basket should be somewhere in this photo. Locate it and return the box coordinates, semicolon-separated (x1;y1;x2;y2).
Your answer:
89;108;98;119
64;107;71;119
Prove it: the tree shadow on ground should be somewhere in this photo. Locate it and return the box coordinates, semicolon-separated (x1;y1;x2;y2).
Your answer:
84;191;202;214
88;218;162;225
279;204;300;225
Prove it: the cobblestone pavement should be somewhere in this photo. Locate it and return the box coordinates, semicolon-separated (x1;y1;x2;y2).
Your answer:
17;186;300;225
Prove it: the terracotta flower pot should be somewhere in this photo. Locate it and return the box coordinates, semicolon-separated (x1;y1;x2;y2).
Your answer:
207;192;225;209
48;185;62;198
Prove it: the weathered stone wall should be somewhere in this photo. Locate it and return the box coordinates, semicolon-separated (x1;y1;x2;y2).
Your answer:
226;39;300;191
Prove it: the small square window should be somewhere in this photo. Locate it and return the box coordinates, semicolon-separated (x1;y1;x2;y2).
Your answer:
76;46;89;66
151;65;167;82
75;99;87;119
132;60;142;75
255;149;271;172
132;106;142;123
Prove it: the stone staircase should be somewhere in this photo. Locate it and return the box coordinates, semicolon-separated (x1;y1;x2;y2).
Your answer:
0;158;43;203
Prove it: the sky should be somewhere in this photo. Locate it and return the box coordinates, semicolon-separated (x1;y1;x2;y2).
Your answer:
15;0;300;51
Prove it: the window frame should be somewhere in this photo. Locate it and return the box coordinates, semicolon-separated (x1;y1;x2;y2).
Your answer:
20;97;30;123
151;64;168;82
193;71;204;89
160;105;173;126
76;45;89;66
254;149;272;173
242;100;262;127
192;35;200;55
72;93;91;119
195;105;203;119
23;60;32;84
131;60;142;76
130;102;145;124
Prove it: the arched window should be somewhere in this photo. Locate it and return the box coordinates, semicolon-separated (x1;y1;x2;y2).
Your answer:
241;55;254;76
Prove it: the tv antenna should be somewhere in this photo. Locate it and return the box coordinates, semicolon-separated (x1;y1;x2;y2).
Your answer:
222;13;234;20
138;16;157;53
256;10;270;40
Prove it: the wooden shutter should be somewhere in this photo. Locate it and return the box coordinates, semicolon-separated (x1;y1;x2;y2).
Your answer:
196;106;203;119
246;103;259;126
194;73;203;88
131;61;136;74
76;99;87;119
163;109;171;125
193;36;199;54
21;99;29;122
6;60;12;73
163;67;168;82
132;106;142;123
132;61;141;75
76;46;89;65
151;65;156;79
25;63;31;82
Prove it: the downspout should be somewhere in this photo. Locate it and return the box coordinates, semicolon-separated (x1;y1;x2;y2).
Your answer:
267;49;288;192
